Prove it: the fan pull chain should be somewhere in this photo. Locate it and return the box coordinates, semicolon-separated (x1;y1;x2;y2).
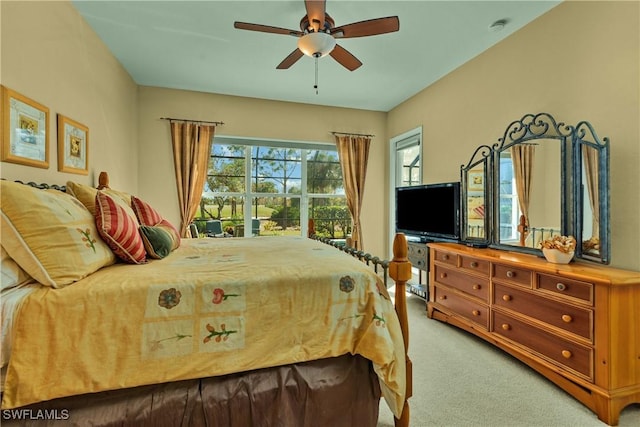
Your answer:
314;55;319;95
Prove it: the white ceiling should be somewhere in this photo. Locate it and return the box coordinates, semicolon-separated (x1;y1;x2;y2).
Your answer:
72;0;561;112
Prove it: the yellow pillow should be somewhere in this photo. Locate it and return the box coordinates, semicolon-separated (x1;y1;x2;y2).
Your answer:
66;181;132;216
0;181;116;288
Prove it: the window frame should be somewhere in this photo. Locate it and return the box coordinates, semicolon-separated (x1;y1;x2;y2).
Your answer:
201;135;346;238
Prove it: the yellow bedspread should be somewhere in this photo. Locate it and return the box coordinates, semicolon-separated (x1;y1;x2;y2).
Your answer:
2;237;406;417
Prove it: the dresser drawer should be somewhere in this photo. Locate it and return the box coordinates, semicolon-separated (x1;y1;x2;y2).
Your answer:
493;283;593;341
432;285;488;329
407;242;428;271
433;249;457;266
433;264;489;302
537;273;593;305
459;255;490;277
492;311;593;380
493;264;532;288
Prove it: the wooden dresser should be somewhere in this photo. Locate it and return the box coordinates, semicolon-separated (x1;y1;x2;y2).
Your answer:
427;242;640;426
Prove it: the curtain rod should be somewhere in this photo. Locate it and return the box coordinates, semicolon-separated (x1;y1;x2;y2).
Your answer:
160;117;224;126
331;131;375;137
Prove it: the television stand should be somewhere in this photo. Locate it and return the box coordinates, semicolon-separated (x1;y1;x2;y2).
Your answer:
407;241;429;301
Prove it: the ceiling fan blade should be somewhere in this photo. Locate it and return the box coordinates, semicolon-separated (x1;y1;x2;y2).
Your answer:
329;44;362;71
304;0;326;32
234;21;303;37
331;16;399;38
277;49;304;69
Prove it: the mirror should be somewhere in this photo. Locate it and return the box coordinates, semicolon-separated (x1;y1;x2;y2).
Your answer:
460;145;492;245
495;139;564;250
459;112;611;264
574;121;610;264
491;113;574;255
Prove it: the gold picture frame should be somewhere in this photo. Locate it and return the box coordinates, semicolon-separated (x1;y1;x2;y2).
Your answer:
1;85;50;169
57;114;89;175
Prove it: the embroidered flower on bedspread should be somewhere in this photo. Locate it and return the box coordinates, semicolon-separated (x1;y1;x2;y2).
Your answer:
211;288;240;304
76;227;97;253
338;312;386;328
149;333;192;351
373;312;386;327
158;287;182;309
203;323;237;343
339;275;355;293
339;314;365;322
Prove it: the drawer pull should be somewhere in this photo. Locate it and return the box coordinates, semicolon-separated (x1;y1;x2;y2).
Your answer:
501;323;511;331
556;282;567;291
470;261;479;268
561;350;573;359
472;310;480;316
472;284;481;290
440;273;447;279
439;295;447;300
506;270;516;278
561;314;573;323
502;294;512;302
443;254;450;260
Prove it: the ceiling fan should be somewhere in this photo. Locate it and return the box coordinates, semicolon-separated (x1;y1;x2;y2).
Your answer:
233;0;399;72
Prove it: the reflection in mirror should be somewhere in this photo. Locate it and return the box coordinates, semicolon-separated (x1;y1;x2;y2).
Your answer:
574;121;610;264
492;113;574;256
498;140;562;248
461;145;491;245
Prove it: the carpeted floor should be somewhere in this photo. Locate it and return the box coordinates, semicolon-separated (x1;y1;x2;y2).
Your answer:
377;291;640;427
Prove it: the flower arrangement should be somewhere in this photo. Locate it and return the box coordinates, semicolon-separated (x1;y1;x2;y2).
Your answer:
540;235;577;254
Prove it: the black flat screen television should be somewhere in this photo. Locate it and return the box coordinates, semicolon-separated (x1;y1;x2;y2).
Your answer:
395;182;461;242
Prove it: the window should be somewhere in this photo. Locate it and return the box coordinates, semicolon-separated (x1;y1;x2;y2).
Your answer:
197;137;347;239
499;152;520;242
395;134;421;187
389;127;422;271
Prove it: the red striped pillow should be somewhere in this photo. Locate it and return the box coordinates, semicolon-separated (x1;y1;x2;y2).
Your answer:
96;192;146;264
131;195;181;250
130;195;163;226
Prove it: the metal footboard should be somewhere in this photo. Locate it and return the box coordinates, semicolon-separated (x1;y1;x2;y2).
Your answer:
310;235;390;288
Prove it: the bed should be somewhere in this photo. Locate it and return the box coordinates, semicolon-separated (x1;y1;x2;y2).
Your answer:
0;174;412;426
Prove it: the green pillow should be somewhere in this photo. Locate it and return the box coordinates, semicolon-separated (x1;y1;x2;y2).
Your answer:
139;225;173;259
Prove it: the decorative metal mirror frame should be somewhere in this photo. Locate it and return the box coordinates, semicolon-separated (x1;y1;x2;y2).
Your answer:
490;112;575;257
573;121;610;264
459;112;611;264
460;144;492;246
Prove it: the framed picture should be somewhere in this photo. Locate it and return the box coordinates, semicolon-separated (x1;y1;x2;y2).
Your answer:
1;86;50;168
467;196;485;219
57;114;89;175
468;170;484;191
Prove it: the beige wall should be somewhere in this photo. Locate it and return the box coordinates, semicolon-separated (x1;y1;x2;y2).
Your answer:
388;1;640;270
137;87;388;256
0;1;138;192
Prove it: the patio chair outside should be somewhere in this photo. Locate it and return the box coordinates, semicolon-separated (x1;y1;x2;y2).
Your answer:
206;220;227;238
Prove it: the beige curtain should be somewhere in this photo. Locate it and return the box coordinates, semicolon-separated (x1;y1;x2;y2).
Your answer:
335;134;371;251
582;145;600;238
170;121;216;237
511;144;536;246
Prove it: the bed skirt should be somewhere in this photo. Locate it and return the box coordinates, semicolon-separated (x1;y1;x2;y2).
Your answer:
0;354;381;427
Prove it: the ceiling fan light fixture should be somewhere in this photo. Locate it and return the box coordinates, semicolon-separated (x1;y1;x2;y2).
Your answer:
297;32;336;58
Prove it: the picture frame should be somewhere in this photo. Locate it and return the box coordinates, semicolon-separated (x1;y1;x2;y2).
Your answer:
57;114;89;175
468;170;484;192
1;85;50;168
